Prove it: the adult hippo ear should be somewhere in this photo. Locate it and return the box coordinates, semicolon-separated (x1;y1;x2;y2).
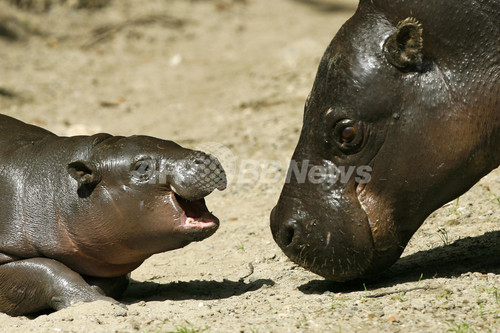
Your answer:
67;161;102;198
384;17;424;72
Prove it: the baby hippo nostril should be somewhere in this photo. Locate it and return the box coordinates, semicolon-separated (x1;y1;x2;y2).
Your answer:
282;219;299;247
216;172;227;191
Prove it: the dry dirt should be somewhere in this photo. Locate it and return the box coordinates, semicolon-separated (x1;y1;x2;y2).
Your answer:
0;0;498;332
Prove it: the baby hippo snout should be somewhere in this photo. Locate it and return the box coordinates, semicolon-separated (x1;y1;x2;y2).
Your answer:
169;151;227;201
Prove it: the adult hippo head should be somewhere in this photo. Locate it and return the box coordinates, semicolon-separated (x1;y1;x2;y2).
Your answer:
271;0;499;281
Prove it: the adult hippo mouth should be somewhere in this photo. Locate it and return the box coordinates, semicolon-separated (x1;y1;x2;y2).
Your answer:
270;165;383;282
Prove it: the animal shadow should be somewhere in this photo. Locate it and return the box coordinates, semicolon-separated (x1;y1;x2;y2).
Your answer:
123;278;275;304
299;230;500;294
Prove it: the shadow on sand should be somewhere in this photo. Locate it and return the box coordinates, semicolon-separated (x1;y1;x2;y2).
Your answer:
123;278;275;304
27;279;274;317
298;230;500;294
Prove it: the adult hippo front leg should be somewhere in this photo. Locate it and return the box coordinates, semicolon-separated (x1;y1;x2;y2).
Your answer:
0;258;121;316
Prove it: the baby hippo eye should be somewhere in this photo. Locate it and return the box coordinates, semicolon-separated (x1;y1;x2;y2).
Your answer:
136;162;150;174
132;159;156;181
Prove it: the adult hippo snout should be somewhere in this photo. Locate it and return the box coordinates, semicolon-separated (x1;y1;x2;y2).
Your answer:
271;159;385;282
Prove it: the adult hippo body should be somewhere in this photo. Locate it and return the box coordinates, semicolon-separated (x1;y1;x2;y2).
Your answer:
0;114;226;315
271;0;499;282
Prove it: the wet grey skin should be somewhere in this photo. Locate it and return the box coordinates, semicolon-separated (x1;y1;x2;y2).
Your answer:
271;0;499;282
0;114;226;315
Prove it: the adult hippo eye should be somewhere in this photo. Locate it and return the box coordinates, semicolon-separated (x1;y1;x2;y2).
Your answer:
333;119;364;153
341;126;356;143
132;159;156;181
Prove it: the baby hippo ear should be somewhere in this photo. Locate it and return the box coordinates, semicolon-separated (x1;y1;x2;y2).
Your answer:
384;17;424;72
67;161;102;197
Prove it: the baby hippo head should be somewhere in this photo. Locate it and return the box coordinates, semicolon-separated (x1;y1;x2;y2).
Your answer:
64;135;226;275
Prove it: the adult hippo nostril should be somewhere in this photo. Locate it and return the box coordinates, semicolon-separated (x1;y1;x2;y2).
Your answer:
282;219;299;247
270;202;301;249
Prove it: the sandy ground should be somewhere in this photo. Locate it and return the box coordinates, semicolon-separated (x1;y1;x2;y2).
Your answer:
0;0;498;332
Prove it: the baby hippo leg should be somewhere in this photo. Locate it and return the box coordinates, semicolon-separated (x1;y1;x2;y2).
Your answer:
0;258;121;316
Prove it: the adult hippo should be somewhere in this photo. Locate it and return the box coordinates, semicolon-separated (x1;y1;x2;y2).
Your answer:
271;0;499;282
0;114;226;315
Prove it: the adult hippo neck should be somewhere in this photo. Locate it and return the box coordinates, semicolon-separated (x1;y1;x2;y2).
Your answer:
271;0;499;282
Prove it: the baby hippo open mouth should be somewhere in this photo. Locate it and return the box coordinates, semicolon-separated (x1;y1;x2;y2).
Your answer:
173;192;220;231
165;150;227;238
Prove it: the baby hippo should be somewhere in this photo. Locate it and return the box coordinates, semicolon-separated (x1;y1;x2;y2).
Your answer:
0;114;226;316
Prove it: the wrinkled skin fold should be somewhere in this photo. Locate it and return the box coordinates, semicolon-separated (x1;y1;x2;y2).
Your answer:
271;0;499;282
0;114;226;315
